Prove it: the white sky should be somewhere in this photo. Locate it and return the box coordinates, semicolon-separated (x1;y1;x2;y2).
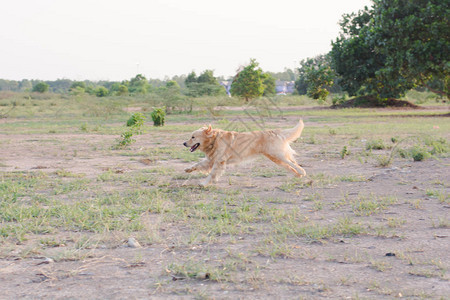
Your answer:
0;0;371;81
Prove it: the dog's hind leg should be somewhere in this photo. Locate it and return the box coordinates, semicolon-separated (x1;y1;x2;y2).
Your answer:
264;154;306;178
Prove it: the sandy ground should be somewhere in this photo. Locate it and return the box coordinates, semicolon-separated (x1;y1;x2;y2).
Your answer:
0;114;449;299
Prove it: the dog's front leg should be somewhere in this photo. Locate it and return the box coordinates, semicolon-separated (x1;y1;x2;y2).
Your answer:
185;159;211;173
199;161;226;186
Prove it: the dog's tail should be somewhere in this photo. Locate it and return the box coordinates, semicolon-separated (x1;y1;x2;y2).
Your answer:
281;119;304;143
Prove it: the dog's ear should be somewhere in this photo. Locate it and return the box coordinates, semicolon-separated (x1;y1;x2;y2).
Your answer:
203;124;213;137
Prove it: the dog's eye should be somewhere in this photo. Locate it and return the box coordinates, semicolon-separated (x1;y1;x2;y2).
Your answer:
192;136;195;139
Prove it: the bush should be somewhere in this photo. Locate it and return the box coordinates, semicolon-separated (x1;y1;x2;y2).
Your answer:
340;146;350;159
410;146;431;161
151;107;165;126
126;112;146;128
425;137;449;155
32;82;49;93
366;139;386;150
114;112;146;149
95;86;109;97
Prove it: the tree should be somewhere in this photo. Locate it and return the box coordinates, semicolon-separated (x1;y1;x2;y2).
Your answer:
166;80;180;89
197;70;217;85
261;73;276;96
185;70;224;97
69;81;86;94
95;86;109;97
32;82;49;93
185;72;198;86
128;74;150;94
230;59;265;101
330;0;449;99
117;85;128;96
296;55;335;101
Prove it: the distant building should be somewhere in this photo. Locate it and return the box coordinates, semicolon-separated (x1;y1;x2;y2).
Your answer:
219;81;232;96
275;80;296;95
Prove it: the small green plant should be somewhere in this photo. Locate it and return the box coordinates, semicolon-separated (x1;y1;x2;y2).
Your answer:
116;130;135;148
410;145;431;161
151;107;165;126
332;94;347;106
114;112;146;149
126;112;146;129
425;137;448;155
366;139;386;150
80;123;88;132
340;146;350;159
376;155;392;167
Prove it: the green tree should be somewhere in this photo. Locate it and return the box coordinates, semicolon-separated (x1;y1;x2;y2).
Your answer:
69;81;86;95
185;71;197;86
166;80;180;89
299;55;335;100
197;70;218;85
117;84;128;96
262;73;276;96
32;82;49;93
95;86;109;97
230;59;265;101
185;70;223;97
331;0;449;99
128;74;150;94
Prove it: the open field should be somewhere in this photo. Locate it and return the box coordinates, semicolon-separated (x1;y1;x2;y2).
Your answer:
0;93;449;299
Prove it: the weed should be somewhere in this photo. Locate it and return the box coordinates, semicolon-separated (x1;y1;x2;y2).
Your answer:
351;194;397;216
114;112;146;149
376;155;392;167
151;107;165;126
425;137;449;154
126;112;146;130
410;145;431;161
340;146;350;159
366;139;386;150
370;260;392;272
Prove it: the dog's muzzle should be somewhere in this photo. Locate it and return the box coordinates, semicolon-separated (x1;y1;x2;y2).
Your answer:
184;142;200;152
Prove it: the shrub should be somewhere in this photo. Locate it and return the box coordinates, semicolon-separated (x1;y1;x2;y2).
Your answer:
114;112;146;149
410;146;431;161
126;112;146;129
340;146;350;159
151;107;165;126
95;86;109;97
32;82;49;93
366;139;386;150
425;137;449;155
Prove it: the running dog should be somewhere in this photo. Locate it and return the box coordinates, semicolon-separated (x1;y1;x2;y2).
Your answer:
183;120;306;186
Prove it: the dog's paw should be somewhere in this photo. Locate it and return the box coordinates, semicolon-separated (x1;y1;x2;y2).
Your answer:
184;167;195;173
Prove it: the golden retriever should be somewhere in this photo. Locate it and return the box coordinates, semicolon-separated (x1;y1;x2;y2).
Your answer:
183;120;306;186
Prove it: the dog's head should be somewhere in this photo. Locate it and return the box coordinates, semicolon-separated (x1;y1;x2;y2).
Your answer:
183;125;215;153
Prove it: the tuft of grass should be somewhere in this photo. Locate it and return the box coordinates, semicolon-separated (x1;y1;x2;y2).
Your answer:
410;145;431;161
370;260;392;272
366;139;386;150
351;194;397;216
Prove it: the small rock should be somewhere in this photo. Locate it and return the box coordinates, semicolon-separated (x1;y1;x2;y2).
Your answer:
36;257;54;265
195;272;210;280
385;252;396;257
127;237;142;248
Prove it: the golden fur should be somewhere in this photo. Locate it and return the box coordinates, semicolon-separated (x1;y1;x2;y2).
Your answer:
183;120;306;186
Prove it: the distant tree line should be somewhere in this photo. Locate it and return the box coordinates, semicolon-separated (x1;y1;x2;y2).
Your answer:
1;64;293;101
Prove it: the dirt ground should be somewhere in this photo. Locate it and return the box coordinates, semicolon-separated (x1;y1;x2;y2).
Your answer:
0;111;449;299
